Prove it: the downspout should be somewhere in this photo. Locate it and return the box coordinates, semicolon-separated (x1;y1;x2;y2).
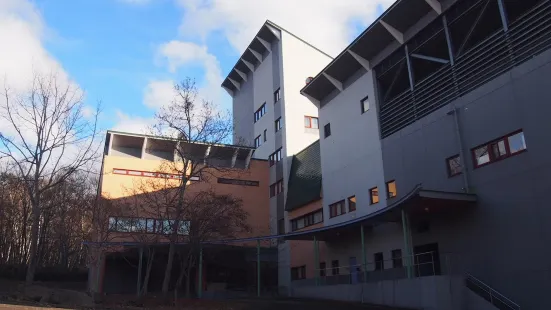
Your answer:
449;108;470;193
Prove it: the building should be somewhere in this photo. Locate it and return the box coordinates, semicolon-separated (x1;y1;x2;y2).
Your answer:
289;0;551;309
222;20;333;292
88;131;276;296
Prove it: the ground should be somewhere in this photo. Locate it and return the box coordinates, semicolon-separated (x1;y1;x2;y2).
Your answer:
0;280;408;309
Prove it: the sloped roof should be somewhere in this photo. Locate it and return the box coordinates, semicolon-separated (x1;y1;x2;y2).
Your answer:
285;140;322;211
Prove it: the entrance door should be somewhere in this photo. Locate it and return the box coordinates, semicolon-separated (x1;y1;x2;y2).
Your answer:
349;257;358;284
413;243;441;277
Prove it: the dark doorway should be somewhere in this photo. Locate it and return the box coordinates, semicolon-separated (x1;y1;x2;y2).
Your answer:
413;243;441;277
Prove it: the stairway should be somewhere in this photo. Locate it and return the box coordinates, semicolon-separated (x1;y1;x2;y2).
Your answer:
465;274;520;310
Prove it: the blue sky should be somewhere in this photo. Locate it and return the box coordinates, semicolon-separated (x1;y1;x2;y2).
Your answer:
1;0;391;134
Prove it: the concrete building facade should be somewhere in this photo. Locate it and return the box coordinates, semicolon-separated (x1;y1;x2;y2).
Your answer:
222;20;332;292
294;0;551;309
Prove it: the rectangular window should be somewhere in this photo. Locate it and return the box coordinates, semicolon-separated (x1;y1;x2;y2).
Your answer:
263;129;267;142
278;218;285;235
319;262;326;277
386;180;397;198
446;155;462;177
392;249;403;268
348;196;356;212
274;88;281;103
254;135;262;148
275;117;282;132
270;179;284;197
329;200;346;218
291;265;306;280
331;260;339;275
145;219;155;233
374;252;384;271
108;217;117;231
360;95;369;114
324;123;331;138
369;187;379;204
290;209;323;231
472;130;527;168
304;116;319;129
269;148;282;166
254;103;266;123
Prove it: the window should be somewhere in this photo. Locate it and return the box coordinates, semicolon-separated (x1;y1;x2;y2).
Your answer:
392;249;403;268
386;180;397;198
374;252;384;271
304;116;319;129
446;155;462;177
319;262;326;277
290;209;323;231
360;95;369;114
274;88;281;103
254;103;266;122
324;123;331;138
369;187;379;204
472;130;527;168
291;265;306;280
329;200;346;218
270;179;284;197
263;129;267;142
278;218;285;235
331;260;339;275
145;218;155;233
254;135;262;148
348;196;356;212
269;148;282;166
275;117;282;132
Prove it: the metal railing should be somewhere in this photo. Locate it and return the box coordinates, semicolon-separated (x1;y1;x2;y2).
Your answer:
466;274;521;310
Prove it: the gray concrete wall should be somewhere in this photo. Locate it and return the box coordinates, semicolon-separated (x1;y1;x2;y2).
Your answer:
292;275;466;310
232;68;254;146
380;47;551;309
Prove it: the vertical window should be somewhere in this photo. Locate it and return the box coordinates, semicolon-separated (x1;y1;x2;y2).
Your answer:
291;266;306;280
374;252;384;271
145;219;155;233
386;180;397;198
446;155;462;177
274;88;281;103
254;103;266;123
270;179;284;197
360;95;369;114
331;260;339;275
348;196;356;212
319;262;326;277
392;249;403;268
254;135;262;148
369;187;379;204
278;218;285;235
472;130;527;168
263;129;267;142
324;123;331;138
275;118;282;132
329;200;346;218
304;116;319;129
269;148;282;166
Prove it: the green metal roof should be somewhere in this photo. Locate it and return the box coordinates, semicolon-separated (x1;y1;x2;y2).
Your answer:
285;140;322;211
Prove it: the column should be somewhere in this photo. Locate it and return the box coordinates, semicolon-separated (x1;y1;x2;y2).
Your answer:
198;245;203;298
257;240;261;297
314;236;319;286
401;209;414;278
361;225;367;282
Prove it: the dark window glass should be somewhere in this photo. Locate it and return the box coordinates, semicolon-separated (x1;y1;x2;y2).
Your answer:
392;249;403;268
446;155;462;177
361;95;369;113
374;252;384;270
331;260;339;275
320;262;326;277
324;123;331;138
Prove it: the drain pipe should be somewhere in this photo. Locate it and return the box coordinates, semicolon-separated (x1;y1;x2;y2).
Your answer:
448;106;470;193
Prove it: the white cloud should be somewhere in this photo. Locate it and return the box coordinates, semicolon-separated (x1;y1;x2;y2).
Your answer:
176;0;394;56
112;111;155;134
156;40;223;104
143;79;175;109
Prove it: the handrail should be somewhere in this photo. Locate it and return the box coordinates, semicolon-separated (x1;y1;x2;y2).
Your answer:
466;273;520;310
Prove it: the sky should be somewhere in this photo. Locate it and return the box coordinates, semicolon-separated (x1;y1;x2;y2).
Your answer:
0;0;393;135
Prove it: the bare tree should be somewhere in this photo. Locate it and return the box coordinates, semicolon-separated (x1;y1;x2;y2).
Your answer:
0;72;101;284
149;78;247;297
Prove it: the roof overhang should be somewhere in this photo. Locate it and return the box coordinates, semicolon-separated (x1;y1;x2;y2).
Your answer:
284;184;477;241
221;21;282;96
301;0;453;102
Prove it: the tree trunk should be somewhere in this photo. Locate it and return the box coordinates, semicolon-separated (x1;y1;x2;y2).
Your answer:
141;248;155;296
25;205;40;284
161;242;175;296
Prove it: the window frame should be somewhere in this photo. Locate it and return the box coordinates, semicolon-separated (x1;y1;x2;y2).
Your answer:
274;88;281;103
324;123;331;138
331;260;340;275
471;130;527;169
348;196;356;212
254;135;262;148
304;116;319;129
329;200;346;218
319;262;326;277
269;148;282;166
275;117;282;132
253;103;266;123
263;129;267;142
290;209;323;231
386;180;397;199
270;179;284;197
391;249;403;268
446;154;462;177
360;95;369;114
369;187;379;205
374;252;384;271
